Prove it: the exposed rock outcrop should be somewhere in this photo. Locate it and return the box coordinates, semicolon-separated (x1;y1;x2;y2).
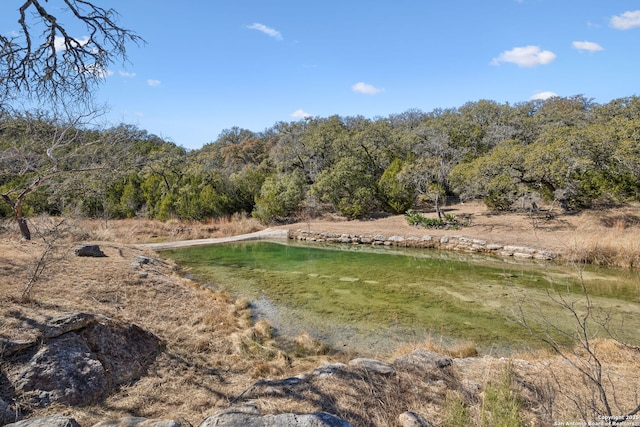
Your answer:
4;415;81;427
348;358;395;375
92;416;183;427
198;402;353;427
393;349;453;371
1;312;161;419
398;411;433;427
14;332;108;406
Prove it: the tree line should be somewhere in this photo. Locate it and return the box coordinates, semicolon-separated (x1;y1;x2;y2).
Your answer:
2;95;640;232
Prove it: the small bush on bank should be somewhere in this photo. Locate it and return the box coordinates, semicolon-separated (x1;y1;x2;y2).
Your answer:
481;362;525;427
405;209;468;229
443;391;472;427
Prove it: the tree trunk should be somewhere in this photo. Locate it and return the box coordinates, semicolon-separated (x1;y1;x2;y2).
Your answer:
14;202;31;241
17;215;32;241
435;193;443;220
2;193;32;240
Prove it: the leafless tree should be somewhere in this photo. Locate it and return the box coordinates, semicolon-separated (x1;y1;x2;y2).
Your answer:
20;216;70;301
0;107;134;240
1;0;142;103
1;1;142;239
513;266;640;425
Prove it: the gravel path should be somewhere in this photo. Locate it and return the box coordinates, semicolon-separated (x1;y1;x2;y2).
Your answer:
138;228;289;251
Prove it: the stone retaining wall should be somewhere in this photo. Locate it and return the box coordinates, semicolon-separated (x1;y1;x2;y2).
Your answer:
288;229;557;261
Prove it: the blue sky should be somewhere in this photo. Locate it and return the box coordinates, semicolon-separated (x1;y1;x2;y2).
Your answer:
4;1;640;149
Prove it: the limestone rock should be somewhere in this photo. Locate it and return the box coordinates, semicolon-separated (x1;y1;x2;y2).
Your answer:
393;349;452;371
4;415;81;427
0;396;14;425
311;363;346;379
80;320;162;388
198;404;353;427
92;416;183;427
0;339;33;357
42;312;97;339
14;332;108;407
74;244;106;257
348;358;395;375
0;312;97;357
398;411;433;427
388;235;405;243
7;314;161;411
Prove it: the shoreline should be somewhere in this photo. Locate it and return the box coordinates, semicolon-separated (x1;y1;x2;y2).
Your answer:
139;223;559;262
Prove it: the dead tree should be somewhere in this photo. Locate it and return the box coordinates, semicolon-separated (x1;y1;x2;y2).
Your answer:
1;0;142;103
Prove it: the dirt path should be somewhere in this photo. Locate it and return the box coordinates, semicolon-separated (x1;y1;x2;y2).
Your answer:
139;228;289;250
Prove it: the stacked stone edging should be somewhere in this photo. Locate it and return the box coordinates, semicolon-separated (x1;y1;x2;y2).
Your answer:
288;229;557;261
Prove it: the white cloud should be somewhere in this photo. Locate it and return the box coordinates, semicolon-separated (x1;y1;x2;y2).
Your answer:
491;45;556;67
611;10;640;30
291;109;311;119
352;82;384;95
531;91;558;101
54;35;90;52
119;70;137;78
246;23;282;40
572;41;604;53
147;79;161;87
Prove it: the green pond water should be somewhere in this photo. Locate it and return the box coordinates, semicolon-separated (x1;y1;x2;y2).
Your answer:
163;241;640;357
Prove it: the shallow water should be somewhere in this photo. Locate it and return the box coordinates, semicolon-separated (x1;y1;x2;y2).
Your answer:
163;240;640;357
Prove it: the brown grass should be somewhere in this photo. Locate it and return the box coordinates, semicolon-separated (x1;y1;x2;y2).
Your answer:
2;205;640;426
81;212;262;244
275;201;640;269
392;337;479;360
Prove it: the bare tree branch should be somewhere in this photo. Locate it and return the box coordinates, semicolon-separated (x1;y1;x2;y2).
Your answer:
512;265;640;424
1;0;143;103
0;107;137;239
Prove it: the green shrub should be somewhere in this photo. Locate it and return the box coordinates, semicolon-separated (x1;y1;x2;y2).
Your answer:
378;159;416;214
483;190;514;212
405;210;465;229
442;391;472;427
481;362;524;427
252;170;306;224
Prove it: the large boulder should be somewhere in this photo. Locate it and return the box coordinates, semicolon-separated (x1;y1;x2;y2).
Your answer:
3;313;162;414
92;416;183;427
393;349;452;371
13;332;108;406
74;244;106;257
4;415;81;427
80;321;162;388
348;358;395;375
0;396;14;425
198;403;352;427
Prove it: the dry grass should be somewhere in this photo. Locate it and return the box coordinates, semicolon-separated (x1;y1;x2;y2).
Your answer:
0;218;277;425
546;204;640;268
279;201;640;269
537;339;640;424
81;212;263;244
2;205;640;426
392;337;480;360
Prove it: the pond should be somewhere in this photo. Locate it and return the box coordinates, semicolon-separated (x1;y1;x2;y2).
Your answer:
163;240;640;357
